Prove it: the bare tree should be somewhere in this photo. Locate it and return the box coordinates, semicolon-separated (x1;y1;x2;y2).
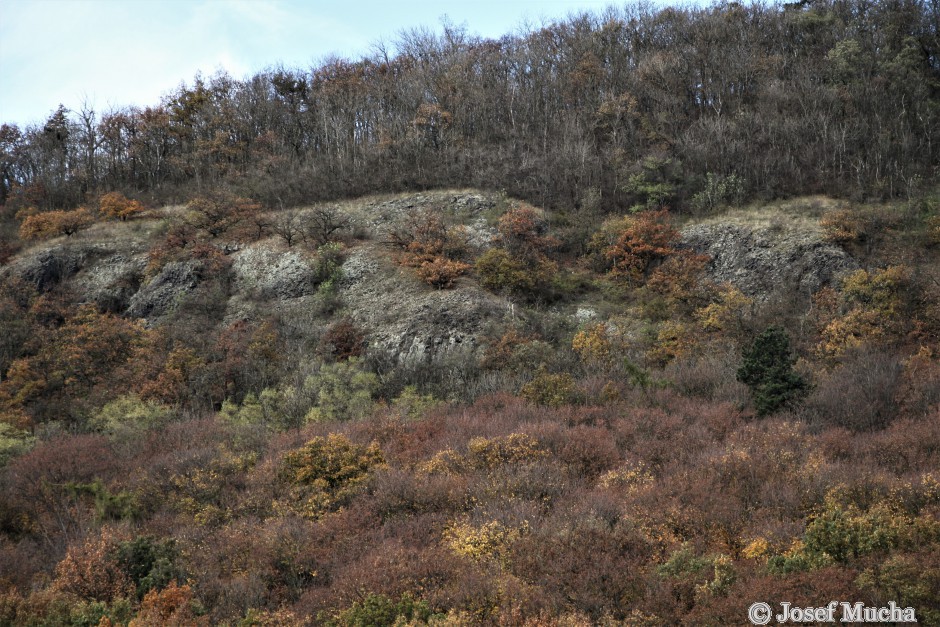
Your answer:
302;206;350;247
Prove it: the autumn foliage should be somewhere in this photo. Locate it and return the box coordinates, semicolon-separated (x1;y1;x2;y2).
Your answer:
99;192;145;221
19;207;94;239
0;1;938;621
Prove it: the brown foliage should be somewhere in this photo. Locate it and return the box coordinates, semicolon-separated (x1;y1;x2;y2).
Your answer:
99;192;145;221
496;204;559;258
601;210;680;281
509;520;652;621
319;319;366;362
389;209;471;288
53;530;134;602
131;582;207;626
19;207;94;240
187;192;260;239
0;305;148;426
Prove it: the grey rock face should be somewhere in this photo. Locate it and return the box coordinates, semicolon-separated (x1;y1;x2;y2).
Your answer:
362;191;497;235
126;260;200;320
342;247;508;363
10;247;86;291
231;247;318;300
682;222;857;300
74;254;147;313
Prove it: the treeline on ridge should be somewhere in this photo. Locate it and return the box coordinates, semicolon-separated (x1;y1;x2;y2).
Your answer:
1;0;939;216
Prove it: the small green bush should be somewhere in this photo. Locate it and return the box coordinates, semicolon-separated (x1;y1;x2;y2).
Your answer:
327;592;433;627
115;536;180;599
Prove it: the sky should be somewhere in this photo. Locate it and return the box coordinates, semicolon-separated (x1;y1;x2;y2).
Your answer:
0;0;628;128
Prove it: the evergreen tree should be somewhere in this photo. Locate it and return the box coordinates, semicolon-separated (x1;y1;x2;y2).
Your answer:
737;326;808;416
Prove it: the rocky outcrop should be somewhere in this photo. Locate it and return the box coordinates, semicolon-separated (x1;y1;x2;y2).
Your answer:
73;253;147;313
341;246;509;363
682;220;857;301
359;191;499;249
231;246;319;300
126;260;200;320
8;246;86;292
362;191;496;227
3;191;858;364
3;240;149;313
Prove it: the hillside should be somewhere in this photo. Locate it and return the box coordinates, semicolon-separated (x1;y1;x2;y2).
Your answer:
0;185;938;625
1;0;939;623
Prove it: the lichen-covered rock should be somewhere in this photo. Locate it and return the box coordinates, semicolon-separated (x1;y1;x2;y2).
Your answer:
73;253;147;313
681;221;857;301
231;246;318;300
341;246;509;363
360;191;497;236
7;246;86;292
125;260;200;320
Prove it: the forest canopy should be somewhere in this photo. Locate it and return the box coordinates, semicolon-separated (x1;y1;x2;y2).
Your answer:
1;0;938;214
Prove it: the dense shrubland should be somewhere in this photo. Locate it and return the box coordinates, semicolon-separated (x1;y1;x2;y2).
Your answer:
0;0;939;624
0;183;936;624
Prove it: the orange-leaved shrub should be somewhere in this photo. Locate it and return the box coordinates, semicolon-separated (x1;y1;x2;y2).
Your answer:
19;207;94;239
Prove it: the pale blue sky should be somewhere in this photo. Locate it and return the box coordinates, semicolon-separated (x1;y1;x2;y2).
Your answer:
0;0;634;127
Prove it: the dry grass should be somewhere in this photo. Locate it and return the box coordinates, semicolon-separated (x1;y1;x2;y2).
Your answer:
685;195;850;234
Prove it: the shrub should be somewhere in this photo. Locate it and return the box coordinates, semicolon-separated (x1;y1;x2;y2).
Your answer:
572;323;614;370
695;285;753;338
19;207;94;239
187;192;260;239
556;424;620;479
444;519;529;564
92;395;173;436
801;349;903;432
817;266;909;357
70;598;135;627
475;248;536;295
313;242;345;284
476;204;559;299
99;192;145;221
327;592;433;627
419;433;547;475
856;549;940;626
389;209;471;289
647;320;696;366
303;358;379;423
278;433;385;519
466;433;546;470
0;422;33;466
115;536;180;599
271;211;304;247
66;479;140;522
768;492;940;572
391;385;440;420
520;369;582;408
645;251;714;313
53;531;135;602
926;214;940;247
170;447;258;525
820;208;867;244
414;255;471;288
130;582;206;626
600;209;679;282
301;206;350;247
495;204;558;258
690;172;746;213
737;326;808;416
319;319;367;362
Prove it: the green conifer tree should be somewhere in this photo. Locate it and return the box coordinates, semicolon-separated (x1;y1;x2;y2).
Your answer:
737;326;808;416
